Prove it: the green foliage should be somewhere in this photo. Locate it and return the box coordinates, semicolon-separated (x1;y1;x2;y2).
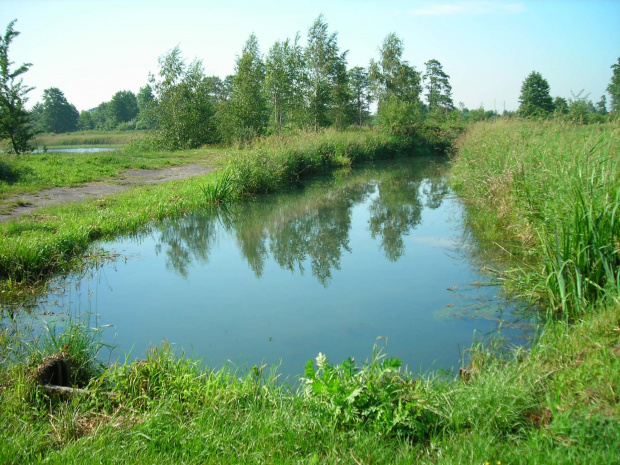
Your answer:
39;87;79;133
423;59;454;116
451;120;620;316
349;66;371;125
369;33;422;133
0;19;36;154
596;94;608;115
305;15;348;131
376;95;422;135
76;110;94;130
107;90;138;128
136;84;157;130
418;120;466;154
264;36;305;134
0;156;20;183
227;34;268;142
90;101;111;130
518;71;554;118
150;46;217;150
301;341;433;438
607;57;620;112
553;96;569;116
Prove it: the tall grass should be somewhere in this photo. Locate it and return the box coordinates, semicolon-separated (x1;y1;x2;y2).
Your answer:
229;128;418;196
199;167;238;205
451;119;620;316
33;131;145;148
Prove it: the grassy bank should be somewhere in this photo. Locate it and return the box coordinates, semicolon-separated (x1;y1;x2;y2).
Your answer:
451;119;619;316
0;129;419;293
1;290;618;463
0;146;227;199
1;121;618;463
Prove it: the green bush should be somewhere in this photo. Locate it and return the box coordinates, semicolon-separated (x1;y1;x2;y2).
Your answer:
301;341;434;438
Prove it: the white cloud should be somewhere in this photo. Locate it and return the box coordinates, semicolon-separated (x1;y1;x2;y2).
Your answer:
411;1;526;16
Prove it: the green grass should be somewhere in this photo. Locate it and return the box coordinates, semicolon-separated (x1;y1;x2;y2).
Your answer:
450;119;620;316
33;131;145;148
2;121;618;463
1;301;618;464
0;146;228;199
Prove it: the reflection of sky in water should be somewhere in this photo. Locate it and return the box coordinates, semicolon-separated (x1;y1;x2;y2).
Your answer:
410;236;457;248
33;157;534;380
32;147;117;154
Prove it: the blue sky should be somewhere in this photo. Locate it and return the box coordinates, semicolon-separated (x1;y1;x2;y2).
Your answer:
2;0;619;112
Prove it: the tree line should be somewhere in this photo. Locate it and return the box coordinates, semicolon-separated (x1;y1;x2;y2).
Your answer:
1;16;457;153
518;65;620;123
2;17;619;154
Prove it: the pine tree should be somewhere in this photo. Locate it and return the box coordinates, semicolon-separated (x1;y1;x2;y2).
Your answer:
423;59;453;115
518;71;554;118
0;20;36;154
607;58;620;113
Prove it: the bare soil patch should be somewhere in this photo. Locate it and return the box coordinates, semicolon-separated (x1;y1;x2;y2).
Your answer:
0;164;214;223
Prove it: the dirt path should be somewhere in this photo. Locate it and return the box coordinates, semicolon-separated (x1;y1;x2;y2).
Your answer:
0;164;215;223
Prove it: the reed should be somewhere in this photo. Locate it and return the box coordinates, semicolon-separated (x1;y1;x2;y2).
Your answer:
451;119;620;316
230;128;416;196
33;131;145;148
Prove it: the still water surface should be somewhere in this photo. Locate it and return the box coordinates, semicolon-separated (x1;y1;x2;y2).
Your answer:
33;147;117;154
37;157;532;378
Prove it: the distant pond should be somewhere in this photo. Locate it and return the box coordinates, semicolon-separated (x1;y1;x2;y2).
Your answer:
32;156;534;379
33;147;117;154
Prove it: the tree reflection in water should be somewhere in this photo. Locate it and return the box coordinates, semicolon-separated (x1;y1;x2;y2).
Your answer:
153;157;450;285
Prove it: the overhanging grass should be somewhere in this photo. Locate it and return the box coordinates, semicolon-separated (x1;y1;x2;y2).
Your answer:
229;128;419;195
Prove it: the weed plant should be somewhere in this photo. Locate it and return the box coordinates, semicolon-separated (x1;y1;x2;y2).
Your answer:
300;339;435;438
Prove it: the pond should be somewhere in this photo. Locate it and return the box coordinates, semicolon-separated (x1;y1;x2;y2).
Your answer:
33;147;118;154
33;156;533;379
